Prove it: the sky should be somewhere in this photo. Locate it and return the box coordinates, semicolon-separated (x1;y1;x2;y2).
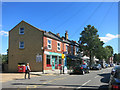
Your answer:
1;2;119;54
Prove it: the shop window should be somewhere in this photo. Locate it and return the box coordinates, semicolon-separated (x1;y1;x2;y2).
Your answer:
19;27;24;34
46;55;51;67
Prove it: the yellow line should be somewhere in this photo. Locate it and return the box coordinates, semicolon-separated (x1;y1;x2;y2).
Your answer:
26;86;29;90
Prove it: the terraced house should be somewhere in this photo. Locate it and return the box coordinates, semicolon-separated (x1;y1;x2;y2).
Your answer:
8;20;79;73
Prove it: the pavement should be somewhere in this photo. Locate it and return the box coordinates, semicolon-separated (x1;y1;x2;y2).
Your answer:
1;67;113;90
1;70;71;83
1;73;41;83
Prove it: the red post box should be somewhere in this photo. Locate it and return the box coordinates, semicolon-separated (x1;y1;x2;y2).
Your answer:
18;63;26;72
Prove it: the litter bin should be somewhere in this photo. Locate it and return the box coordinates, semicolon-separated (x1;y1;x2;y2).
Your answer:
18;63;26;72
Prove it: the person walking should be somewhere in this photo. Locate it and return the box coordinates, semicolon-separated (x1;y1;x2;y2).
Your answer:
25;63;31;79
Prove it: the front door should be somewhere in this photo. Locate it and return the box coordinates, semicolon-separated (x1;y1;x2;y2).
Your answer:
52;57;55;70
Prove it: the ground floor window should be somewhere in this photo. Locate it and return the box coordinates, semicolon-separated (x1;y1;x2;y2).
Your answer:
46;55;62;67
46;55;51;67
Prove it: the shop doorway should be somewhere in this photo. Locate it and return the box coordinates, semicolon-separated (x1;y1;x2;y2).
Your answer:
51;56;55;70
52;56;58;70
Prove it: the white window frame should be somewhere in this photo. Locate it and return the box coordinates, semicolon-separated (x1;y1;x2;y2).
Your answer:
57;41;61;51
19;41;24;49
47;38;52;50
19;27;24;35
66;44;69;52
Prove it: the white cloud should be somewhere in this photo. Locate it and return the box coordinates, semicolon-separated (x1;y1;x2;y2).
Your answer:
0;30;8;37
1;52;7;55
99;33;120;43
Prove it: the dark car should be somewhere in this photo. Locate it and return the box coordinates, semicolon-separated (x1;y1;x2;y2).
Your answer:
109;65;120;90
105;63;109;68
73;64;90;75
91;64;102;70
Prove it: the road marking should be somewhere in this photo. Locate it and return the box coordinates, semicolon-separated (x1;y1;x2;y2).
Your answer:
95;76;99;78
77;80;91;89
82;80;91;86
26;75;70;89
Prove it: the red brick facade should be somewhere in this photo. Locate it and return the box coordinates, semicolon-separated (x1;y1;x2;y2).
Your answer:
43;36;67;71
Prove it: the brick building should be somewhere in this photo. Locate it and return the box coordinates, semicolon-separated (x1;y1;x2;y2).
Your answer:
8;20;79;72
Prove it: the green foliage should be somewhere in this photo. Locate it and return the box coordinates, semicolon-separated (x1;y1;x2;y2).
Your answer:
2;55;8;64
1;49;8;64
79;25;104;66
113;53;120;63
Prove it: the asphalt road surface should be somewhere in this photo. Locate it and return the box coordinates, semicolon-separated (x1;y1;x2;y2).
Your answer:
2;67;112;90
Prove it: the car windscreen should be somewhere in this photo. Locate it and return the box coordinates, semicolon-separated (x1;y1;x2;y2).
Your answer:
114;66;120;70
94;64;98;66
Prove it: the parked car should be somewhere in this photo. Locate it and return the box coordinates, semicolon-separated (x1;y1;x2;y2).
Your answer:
91;64;102;70
73;64;90;75
110;63;114;67
105;63;109;68
109;65;120;90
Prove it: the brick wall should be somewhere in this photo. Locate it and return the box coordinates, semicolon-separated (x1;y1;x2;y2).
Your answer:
8;21;44;72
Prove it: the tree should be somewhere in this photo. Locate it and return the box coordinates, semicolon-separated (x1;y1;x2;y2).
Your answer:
2;55;8;64
79;25;104;66
1;49;8;64
103;46;113;63
113;53;120;63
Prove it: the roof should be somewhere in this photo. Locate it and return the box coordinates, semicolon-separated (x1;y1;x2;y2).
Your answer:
9;20;45;32
44;31;78;45
10;20;79;46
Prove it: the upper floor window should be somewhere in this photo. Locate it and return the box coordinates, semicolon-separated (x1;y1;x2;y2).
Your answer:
66;44;68;52
19;28;24;34
47;39;52;49
57;42;61;51
76;47;79;53
71;45;73;55
19;41;24;49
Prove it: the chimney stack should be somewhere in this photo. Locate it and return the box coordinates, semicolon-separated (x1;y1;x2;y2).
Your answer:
65;31;68;40
56;33;60;37
62;36;64;41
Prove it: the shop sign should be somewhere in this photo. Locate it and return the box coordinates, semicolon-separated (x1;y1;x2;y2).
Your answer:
36;54;42;62
44;51;62;56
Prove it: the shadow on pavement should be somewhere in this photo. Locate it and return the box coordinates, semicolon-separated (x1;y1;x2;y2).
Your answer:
13;79;25;80
98;73;110;83
11;83;108;90
69;73;84;75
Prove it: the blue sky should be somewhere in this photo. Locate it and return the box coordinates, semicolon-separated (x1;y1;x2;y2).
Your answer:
1;2;118;54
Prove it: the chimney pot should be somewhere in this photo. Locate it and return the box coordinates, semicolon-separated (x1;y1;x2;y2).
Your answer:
56;33;60;36
65;31;68;40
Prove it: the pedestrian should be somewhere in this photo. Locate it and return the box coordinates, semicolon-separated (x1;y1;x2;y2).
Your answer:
25;63;31;79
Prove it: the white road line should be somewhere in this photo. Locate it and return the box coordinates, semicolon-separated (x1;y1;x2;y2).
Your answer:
82;80;91;86
77;80;91;89
94;76;99;78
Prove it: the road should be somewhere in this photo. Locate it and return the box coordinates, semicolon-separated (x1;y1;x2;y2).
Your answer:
2;67;112;90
